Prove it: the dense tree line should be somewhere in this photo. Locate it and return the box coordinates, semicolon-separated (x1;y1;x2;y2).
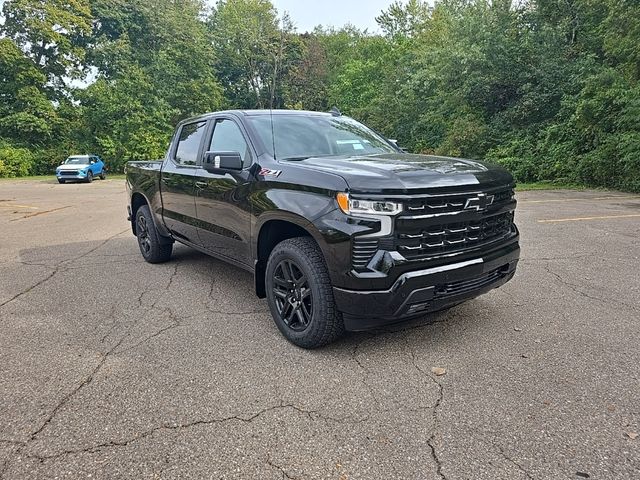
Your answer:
0;0;638;192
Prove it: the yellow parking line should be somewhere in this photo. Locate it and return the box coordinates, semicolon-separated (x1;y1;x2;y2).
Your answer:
520;195;640;204
0;204;39;209
538;214;640;223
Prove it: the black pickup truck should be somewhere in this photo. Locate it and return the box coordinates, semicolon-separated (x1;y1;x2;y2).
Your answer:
126;109;519;348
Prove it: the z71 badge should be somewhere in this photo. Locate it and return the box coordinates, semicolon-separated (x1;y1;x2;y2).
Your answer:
259;168;282;177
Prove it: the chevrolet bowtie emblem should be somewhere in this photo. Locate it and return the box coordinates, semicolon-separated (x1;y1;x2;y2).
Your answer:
464;193;495;211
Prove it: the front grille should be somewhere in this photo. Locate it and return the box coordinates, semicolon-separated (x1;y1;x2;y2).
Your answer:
352;238;378;269
350;187;516;271
435;266;507;297
60;170;78;175
396;211;514;259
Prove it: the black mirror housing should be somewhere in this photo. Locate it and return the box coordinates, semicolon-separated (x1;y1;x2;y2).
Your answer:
203;151;243;172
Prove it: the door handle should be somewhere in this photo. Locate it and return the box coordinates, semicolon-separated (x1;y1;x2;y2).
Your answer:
195;181;208;189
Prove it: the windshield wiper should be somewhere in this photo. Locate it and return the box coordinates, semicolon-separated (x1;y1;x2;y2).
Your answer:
280;156;311;161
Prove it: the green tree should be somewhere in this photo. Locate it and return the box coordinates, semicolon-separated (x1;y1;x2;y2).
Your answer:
209;0;283;108
0;0;92;91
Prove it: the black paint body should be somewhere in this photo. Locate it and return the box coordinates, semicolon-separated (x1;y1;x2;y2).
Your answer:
126;110;520;330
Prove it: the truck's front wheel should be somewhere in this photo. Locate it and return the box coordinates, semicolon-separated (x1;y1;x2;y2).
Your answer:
135;205;173;263
265;237;344;348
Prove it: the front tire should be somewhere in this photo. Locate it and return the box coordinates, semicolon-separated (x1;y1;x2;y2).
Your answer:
57;179;65;184
265;237;344;348
86;170;93;183
135;205;173;263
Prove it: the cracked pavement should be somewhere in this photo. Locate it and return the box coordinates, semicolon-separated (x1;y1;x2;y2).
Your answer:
0;179;639;479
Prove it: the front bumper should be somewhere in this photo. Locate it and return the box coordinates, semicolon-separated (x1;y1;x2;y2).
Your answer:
57;172;88;180
333;241;519;330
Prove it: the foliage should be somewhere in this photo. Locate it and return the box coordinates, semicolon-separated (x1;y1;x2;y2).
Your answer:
0;0;92;91
0;141;34;177
0;0;639;191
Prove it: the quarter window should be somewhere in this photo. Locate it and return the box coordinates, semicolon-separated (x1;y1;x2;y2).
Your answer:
175;121;206;166
209;119;251;167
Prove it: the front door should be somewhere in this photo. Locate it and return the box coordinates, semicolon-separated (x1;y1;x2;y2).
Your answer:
160;120;206;244
194;117;253;267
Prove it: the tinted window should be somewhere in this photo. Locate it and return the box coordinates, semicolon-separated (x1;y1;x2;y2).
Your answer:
247;115;396;160
175;121;206;165
209;119;251;167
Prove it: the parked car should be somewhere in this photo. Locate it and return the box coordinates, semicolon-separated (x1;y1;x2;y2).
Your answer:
125;109;520;348
56;155;106;183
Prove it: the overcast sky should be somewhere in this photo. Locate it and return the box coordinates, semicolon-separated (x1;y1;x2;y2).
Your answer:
271;0;396;33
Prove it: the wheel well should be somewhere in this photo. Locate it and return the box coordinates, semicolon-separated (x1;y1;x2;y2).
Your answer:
130;193;148;235
255;220;312;298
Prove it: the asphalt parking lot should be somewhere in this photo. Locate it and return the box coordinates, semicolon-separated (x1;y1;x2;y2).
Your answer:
0;178;638;479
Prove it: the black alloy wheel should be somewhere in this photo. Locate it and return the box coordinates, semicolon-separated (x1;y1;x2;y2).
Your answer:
86;170;93;183
134;205;173;263
272;258;313;332
136;212;152;256
265;237;344;348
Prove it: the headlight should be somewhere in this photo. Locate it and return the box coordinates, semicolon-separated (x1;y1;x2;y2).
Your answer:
336;193;402;215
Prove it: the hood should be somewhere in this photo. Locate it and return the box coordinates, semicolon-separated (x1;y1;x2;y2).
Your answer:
279;153;514;194
58;163;89;170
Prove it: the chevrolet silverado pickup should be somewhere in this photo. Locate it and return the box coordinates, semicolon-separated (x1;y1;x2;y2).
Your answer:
125;109;520;348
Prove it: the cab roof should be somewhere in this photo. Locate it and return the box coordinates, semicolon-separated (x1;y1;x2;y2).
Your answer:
180;109;335;125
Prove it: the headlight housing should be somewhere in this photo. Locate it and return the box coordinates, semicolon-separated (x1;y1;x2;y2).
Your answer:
336;193;402;216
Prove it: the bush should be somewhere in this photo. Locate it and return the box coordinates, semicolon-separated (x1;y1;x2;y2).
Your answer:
0;142;34;177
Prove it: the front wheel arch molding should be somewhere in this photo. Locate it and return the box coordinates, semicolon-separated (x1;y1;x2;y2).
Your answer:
253;213;327;298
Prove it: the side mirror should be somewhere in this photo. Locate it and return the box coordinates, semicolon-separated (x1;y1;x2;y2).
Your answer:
203;151;243;172
388;139;408;153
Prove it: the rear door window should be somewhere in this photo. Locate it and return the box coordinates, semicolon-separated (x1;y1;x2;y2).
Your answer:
174;121;206;166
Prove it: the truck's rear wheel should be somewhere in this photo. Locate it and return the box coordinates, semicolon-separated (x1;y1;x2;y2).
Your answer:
265;237;344;348
135;205;173;263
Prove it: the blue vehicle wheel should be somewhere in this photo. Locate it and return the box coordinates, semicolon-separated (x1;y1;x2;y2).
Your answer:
86;170;93;183
99;168;106;180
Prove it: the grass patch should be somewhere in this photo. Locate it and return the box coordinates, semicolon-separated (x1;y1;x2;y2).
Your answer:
515;181;587;191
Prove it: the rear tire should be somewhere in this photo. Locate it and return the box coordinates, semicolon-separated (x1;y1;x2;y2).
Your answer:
99;170;106;180
135;205;173;263
86;170;93;183
265;237;344;348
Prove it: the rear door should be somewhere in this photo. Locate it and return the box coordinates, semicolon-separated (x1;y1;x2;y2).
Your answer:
193;116;254;266
160;120;206;244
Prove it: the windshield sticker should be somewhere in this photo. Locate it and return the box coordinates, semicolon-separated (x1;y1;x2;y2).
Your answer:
353;144;365;150
259;168;282;177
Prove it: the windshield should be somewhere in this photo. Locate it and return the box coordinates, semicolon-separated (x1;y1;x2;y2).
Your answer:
65;156;90;165
247;114;397;160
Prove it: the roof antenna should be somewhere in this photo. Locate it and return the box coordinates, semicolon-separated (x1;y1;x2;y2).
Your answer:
329;106;341;117
269;15;286;160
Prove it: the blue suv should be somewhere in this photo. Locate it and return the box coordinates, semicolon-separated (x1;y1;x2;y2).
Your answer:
56;155;106;183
